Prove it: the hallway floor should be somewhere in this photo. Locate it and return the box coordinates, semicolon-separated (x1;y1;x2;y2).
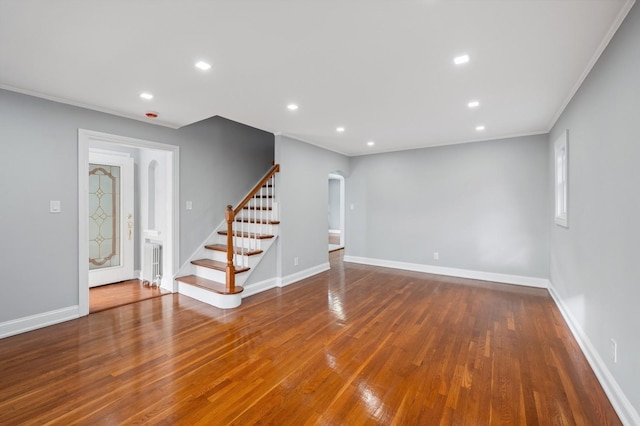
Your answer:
89;279;169;313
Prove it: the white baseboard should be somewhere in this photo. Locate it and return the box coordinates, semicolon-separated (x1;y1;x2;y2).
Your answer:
240;264;330;299
0;306;80;339
328;229;341;234
242;277;280;298
343;256;549;288
280;263;330;288
548;283;640;426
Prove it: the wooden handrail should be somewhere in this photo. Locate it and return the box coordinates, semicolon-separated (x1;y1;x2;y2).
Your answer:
233;164;280;215
225;205;235;293
225;163;280;293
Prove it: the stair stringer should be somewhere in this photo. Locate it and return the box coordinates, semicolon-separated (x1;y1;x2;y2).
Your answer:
175;220;279;308
174;219;226;280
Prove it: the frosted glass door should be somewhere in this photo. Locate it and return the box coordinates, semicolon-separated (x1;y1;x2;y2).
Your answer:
88;151;134;287
89;164;121;269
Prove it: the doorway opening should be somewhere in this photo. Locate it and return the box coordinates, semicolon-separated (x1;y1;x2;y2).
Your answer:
328;173;345;252
78;130;179;316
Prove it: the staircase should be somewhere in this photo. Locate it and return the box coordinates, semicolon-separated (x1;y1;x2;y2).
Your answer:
176;164;280;309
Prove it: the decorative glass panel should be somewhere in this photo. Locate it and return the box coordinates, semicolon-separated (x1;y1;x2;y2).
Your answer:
89;164;121;269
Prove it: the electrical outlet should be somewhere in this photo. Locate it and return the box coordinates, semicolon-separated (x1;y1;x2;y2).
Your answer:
186;201;193;210
610;339;618;363
294;257;299;266
433;252;439;260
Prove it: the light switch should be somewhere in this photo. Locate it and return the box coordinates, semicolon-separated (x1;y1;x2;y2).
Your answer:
50;200;61;213
186;201;193;210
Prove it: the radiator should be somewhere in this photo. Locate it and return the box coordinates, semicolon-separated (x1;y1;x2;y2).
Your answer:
143;242;162;287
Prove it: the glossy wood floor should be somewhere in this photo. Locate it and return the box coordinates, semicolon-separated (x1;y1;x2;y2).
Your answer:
0;251;619;425
89;279;169;313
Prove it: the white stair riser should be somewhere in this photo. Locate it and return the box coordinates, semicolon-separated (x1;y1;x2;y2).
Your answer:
217;236;273;251
232;223;276;234
194;265;226;282
208;251;262;269
179;283;241;309
194;263;252;283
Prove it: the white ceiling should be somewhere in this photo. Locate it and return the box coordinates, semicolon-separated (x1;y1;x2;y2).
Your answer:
0;0;634;156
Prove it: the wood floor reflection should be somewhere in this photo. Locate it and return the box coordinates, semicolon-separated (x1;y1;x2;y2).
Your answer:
89;279;169;313
0;254;619;424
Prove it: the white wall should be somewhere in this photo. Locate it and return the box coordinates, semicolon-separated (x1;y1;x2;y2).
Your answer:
549;3;640;422
345;135;549;280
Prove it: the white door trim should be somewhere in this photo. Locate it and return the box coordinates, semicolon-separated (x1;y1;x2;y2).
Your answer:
78;129;180;316
328;173;345;248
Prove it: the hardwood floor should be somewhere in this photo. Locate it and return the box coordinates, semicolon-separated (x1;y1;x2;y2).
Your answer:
329;232;340;245
0;254;619;424
89;279;169;313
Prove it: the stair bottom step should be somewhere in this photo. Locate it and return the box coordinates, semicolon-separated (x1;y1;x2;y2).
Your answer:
176;275;244;295
192;258;250;274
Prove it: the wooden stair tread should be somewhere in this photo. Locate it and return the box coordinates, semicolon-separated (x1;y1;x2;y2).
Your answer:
235;218;280;225
191;259;250;273
218;230;274;239
176;275;244;295
205;244;262;256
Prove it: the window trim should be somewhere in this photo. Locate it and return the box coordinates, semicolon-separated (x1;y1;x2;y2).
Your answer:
554;130;569;227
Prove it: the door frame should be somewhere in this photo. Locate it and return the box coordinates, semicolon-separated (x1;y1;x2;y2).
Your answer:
78;129;180;316
328;173;345;249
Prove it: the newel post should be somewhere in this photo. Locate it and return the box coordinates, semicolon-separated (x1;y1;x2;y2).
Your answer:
225;205;235;293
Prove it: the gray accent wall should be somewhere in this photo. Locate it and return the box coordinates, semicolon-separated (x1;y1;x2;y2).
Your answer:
345;135;549;279
275;135;350;277
549;2;640;416
0;89;273;323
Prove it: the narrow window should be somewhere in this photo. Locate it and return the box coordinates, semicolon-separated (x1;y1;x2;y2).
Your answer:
554;130;568;227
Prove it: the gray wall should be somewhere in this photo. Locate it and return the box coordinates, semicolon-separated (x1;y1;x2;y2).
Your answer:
0;89;273;322
346;135;549;278
275;136;350;277
549;2;640;414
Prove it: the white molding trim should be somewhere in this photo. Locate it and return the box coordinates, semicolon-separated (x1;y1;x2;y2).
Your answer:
328;229;341;234
343;256;549;289
78;129;180;311
546;0;636;132
548;283;640;426
0;84;181;129
242;278;280;298
0;306;79;339
280;263;330;288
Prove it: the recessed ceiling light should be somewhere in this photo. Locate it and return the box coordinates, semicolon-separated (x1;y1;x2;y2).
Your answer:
476;125;485;131
195;61;211;71
140;92;154;100
287;104;299;111
454;54;470;65
367;141;375;146
468;100;480;108
336;127;345;133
